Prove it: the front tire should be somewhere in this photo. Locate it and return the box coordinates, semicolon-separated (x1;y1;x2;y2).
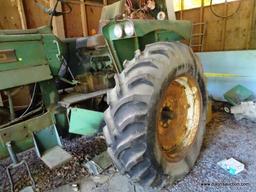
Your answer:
104;42;207;189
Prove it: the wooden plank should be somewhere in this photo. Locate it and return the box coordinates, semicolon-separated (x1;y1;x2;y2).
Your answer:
23;0;49;28
203;3;226;51
175;1;254;51
180;0;184;19
63;2;83;37
249;0;256;49
224;0;253;50
86;5;103;35
16;0;27;29
221;1;228;50
50;0;65;38
107;0;119;4
84;1;104;7
181;8;201;51
200;0;205;51
80;0;88;36
165;0;176;20
0;0;22;29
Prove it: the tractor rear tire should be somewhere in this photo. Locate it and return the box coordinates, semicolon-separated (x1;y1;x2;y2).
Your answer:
103;42;207;189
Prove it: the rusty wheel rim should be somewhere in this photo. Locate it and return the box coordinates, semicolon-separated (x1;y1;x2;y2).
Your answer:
156;75;201;162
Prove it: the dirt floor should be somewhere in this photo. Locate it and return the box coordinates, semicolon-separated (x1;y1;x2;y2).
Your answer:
1;108;256;192
168;112;256;192
0;136;107;192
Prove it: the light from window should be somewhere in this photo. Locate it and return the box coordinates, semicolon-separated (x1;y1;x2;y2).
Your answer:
173;0;239;11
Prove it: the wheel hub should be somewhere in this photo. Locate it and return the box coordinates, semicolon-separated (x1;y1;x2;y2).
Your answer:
156;75;201;162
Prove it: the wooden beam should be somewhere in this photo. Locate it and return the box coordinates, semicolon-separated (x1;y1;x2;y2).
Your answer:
222;1;228;50
103;0;108;6
84;1;104;7
180;0;184;20
200;0;205;51
80;0;88;36
16;0;27;29
248;0;256;49
165;0;176;20
50;0;65;38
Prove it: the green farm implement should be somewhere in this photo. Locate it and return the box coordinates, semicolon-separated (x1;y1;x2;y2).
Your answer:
0;0;207;190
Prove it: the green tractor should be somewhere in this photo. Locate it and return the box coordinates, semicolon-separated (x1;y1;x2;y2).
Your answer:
0;0;207;190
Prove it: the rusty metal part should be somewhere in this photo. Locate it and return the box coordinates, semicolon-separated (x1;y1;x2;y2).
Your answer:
76;34;106;50
0;49;17;63
156;75;201;162
74;72;113;93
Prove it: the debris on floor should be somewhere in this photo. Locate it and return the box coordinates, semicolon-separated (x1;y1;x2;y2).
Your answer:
224;85;254;106
0;136;106;192
84;151;112;176
19;186;34;192
1;109;256;192
217;158;245;175
231;101;256;123
84;159;103;176
71;183;80;191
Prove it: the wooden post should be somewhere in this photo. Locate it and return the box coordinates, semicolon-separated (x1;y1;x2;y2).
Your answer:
200;0;205;51
165;0;176;20
247;0;256;49
180;0;184;20
103;0;107;6
221;1;228;50
80;0;88;36
50;0;65;38
200;0;205;28
16;0;27;29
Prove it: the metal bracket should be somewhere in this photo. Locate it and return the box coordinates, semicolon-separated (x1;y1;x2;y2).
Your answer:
5;142;35;192
53;40;61;61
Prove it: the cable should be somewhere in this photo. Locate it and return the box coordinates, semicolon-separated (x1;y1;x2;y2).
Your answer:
19;83;37;118
210;0;241;18
47;0;72;27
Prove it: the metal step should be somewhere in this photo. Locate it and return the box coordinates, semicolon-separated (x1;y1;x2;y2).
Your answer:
59;89;109;108
20;186;34;192
33;125;72;169
41;146;72;169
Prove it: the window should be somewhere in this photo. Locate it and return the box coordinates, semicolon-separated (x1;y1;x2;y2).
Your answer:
173;0;239;11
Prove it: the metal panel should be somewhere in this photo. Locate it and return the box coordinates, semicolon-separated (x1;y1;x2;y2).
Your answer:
33;125;62;157
0;111;53;159
69;108;103;136
0;49;17;63
197;50;256;101
0;65;52;90
0;40;47;71
103;20;192;41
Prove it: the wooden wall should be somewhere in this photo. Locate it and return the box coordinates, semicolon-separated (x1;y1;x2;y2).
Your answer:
0;0;255;51
176;0;256;51
0;0;106;38
0;0;23;29
23;0;50;28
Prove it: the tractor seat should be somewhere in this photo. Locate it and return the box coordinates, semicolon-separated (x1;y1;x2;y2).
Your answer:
76;34;106;50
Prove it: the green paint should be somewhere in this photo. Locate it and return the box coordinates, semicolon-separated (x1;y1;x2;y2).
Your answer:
0;65;52;90
33;125;62;157
224;85;255;105
69;108;104;136
0;111;54;159
0;6;193;160
39;80;59;107
103;19;192;71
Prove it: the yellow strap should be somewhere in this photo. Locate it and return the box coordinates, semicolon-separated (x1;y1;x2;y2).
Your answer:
204;73;242;77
